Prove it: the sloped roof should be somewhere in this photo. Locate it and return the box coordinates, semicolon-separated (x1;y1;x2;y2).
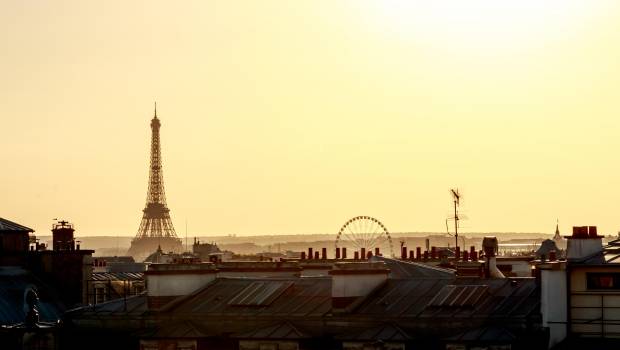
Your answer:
235;321;308;339
0;267;64;325
447;326;516;342
370;256;455;278
141;320;212;339
168;277;332;317
354;277;539;319
337;323;412;341
64;294;147;319
0;217;34;232
91;272;144;281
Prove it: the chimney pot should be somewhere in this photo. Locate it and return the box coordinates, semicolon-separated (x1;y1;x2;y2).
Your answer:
589;226;598;237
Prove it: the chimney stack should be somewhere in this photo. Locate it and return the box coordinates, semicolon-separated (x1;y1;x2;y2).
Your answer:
329;261;390;311
401;246;407;260
145;263;217;309
342;247;347;259
482;236;504;278
322;248;327;260
336;248;341;260
567;225;603;260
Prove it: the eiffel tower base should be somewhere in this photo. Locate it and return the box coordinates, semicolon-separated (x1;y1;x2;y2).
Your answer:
127;236;184;262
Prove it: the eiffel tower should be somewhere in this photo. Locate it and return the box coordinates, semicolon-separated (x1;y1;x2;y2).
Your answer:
127;103;183;260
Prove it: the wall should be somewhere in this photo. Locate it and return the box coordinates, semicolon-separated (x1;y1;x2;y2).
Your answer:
146;273;216;297
541;267;567;348
570;266;620;337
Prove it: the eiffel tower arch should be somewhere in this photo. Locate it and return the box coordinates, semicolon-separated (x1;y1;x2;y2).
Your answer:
127;104;183;260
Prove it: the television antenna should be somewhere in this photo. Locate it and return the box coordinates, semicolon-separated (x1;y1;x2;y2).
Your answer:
448;189;461;250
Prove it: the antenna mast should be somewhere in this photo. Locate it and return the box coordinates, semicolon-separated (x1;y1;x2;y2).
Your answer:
450;188;461;250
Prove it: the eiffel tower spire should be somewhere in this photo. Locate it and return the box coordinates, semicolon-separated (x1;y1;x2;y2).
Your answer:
128;104;182;259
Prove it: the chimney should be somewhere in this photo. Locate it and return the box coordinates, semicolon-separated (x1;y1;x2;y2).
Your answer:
463;250;469;261
145;263;217;309
375;247;380;257
401;246;407;260
360;248;366;260
354;251;359;260
329;261;390;311
52;220;75;251
367;251;373;259
308;248;313;260
322;248;327;260
335;248;341;260
430;246;437;260
482;236;504;278
314;251;319;260
301;251;306;260
342;247;347;259
567;225;603;260
409;250;414;260
423;251;428;260
416;247;422;260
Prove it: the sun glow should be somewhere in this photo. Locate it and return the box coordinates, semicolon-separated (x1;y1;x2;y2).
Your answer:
364;1;606;53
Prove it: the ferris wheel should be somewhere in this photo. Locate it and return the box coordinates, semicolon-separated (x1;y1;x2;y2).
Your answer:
335;216;394;258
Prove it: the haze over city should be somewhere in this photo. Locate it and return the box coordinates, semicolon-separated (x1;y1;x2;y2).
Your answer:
3;1;620;237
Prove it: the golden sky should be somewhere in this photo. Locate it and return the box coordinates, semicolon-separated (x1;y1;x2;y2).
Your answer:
2;1;620;237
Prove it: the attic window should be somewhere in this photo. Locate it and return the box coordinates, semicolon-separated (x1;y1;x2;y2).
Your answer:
427;285;488;307
228;281;293;306
587;273;620;290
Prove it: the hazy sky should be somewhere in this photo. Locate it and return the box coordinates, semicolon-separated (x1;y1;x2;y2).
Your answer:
2;1;620;237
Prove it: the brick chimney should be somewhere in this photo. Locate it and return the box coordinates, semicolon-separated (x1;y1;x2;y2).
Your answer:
566;226;603;260
145;262;217;309
329;261;389;311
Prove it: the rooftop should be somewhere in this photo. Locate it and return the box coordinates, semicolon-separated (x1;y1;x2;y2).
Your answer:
0;217;34;233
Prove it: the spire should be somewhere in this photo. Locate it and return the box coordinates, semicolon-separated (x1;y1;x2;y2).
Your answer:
154;101;158;119
553;219;562;241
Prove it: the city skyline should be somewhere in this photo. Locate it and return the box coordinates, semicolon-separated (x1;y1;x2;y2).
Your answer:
3;1;620;236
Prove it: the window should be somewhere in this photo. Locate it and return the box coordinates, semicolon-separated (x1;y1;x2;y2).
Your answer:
586;273;620;290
